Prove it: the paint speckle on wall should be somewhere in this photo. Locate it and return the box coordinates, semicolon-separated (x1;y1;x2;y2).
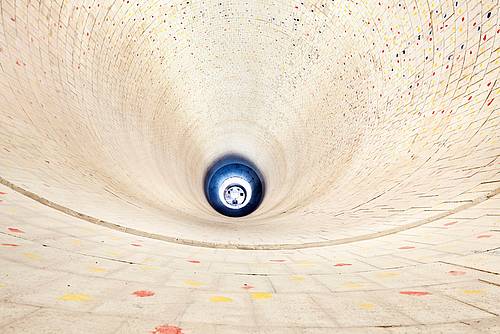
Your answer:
132;290;155;297
58;293;92;302
210;296;233;302
151;325;183;334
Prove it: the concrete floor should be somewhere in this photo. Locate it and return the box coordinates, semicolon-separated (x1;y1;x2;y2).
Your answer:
0;0;499;333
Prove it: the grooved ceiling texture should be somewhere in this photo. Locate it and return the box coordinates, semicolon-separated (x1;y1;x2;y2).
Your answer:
0;0;499;333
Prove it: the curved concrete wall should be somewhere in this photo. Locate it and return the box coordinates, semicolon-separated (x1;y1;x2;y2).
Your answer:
0;0;499;332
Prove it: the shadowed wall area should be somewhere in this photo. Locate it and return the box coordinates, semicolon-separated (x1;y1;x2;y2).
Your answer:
0;0;499;333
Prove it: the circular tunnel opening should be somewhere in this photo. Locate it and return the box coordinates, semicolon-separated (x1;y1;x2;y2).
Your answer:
204;155;264;217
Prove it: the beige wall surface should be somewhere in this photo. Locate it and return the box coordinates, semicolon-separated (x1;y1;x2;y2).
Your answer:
0;0;499;333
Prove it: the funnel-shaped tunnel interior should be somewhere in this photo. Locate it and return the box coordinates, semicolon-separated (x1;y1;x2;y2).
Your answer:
0;0;499;332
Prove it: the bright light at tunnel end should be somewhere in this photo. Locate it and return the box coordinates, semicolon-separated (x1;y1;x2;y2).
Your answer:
204;155;265;217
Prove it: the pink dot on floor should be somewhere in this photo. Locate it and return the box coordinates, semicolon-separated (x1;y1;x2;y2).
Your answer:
242;284;254;290
449;270;466;276
477;235;492;239
8;228;24;233
334;263;352;267
1;243;19;247
151;325;183;334
132;290;155;297
399;246;415;250
188;260;200;264
0;192;6;195
444;221;457;226
400;291;431;296
269;259;286;263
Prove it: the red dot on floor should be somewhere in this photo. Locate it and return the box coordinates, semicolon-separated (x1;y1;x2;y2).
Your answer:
188;260;200;264
151;325;183;334
242;284;254;290
449;270;466;276
1;243;19;247
8;228;24;233
399;246;415;250
400;291;430;296
334;263;352;267
132;290;155;297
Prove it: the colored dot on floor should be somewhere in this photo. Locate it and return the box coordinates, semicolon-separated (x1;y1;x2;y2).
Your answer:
23;252;41;260
463;289;483;295
359;303;375;310
210;296;233;303
151;325;183;334
291;275;305;281
448;270;466;276
188;260;200;263
399;291;431;296
88;266;106;273
1;243;19;247
334;263;352;267
184;280;204;287
251;292;272;300
7;227;24;233
132;290;155;297
58;293;92;302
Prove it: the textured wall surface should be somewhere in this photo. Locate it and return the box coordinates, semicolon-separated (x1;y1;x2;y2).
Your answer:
0;0;499;332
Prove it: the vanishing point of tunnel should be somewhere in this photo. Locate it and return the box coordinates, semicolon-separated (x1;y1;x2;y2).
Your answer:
0;0;499;333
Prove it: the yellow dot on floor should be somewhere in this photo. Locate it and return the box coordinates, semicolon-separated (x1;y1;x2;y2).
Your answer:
58;293;92;302
463;289;484;295
88;266;106;273
210;296;233;303
184;280;204;287
251;292;272;300
291;275;304;281
360;303;375;310
376;272;399;278
23;252;41;260
140;265;159;271
0;283;5;288
342;282;362;289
